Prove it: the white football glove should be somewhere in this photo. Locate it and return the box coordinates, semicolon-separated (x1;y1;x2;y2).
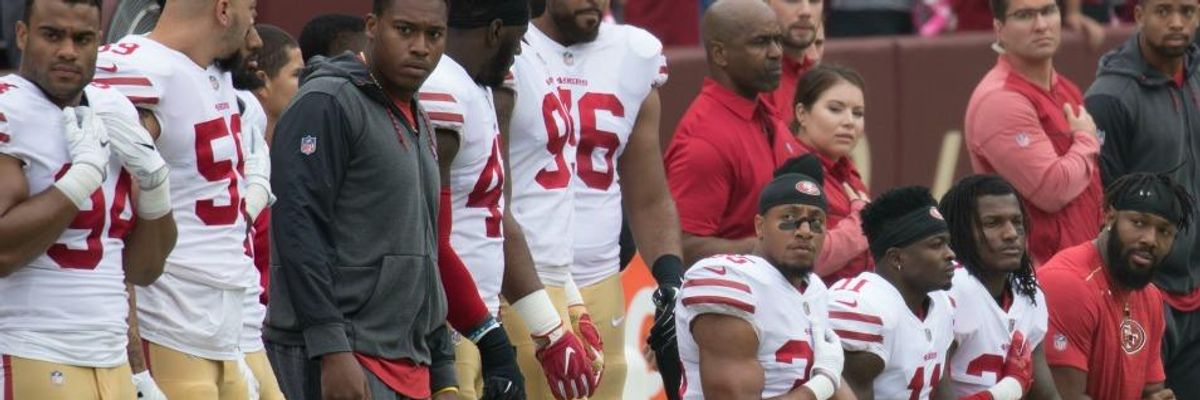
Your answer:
803;325;844;400
97;110;166;189
240;124;272;220
54;107;109;209
131;370;168;400
96;110;171;219
237;354;261;400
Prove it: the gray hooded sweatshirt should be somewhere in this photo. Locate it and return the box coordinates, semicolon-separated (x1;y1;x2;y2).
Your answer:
264;53;454;388
1085;33;1200;296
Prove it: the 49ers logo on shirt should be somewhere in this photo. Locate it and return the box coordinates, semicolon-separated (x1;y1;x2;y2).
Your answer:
1119;318;1147;354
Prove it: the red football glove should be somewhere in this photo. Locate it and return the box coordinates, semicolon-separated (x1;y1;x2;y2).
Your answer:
1002;330;1034;391
534;325;596;400
570;305;605;382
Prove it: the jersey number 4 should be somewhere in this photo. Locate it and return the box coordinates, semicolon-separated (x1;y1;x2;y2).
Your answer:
908;363;943;400
466;138;504;238
48;169;134;270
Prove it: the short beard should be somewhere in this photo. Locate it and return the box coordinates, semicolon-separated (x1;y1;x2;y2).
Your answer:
231;63;263;91
1149;41;1189;60
552;10;599;44
1106;226;1157;289
774;258;814;284
478;44;518;89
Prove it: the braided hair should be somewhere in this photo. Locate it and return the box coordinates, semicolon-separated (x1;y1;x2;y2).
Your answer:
1104;172;1196;231
938;175;1038;304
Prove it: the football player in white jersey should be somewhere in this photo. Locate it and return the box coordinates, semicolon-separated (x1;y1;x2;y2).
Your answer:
92;0;263;398
829;186;957;399
527;0;685;397
230;25;288;400
935;175;1048;400
676;164;851;400
420;1;598;399
0;0;176;398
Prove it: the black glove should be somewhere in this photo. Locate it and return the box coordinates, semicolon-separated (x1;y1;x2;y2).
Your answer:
647;255;684;400
475;321;525;400
479;375;526;400
650;285;682;400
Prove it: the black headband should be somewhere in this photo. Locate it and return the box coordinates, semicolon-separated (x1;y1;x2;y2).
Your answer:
1112;180;1184;225
448;1;530;28
758;173;828;214
868;206;948;261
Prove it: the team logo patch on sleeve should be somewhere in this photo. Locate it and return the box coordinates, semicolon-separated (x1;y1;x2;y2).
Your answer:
300;135;317;155
1053;333;1068;351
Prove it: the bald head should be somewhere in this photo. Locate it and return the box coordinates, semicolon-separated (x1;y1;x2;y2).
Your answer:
702;0;777;48
701;0;783;100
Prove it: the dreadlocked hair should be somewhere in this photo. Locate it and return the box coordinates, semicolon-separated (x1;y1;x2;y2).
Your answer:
861;186;936;243
938;175;1038;304
1105;172;1196;231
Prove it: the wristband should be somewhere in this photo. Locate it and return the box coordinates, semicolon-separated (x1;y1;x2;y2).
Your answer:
986;377;1024;400
244;183;270;221
135;179;171;219
54;163;104;209
563;273;585;307
433;386;460;396
651;254;684;287
802;374;836;400
511;289;563;339
466;316;501;343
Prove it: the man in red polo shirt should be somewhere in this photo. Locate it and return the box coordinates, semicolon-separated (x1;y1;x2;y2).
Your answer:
964;0;1103;265
666;0;803;268
1038;173;1190;400
762;0;823;128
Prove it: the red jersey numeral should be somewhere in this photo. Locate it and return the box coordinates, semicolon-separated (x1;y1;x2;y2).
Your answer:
575;92;624;190
194;116;245;226
722;254;751;264
907;363;943;400
108;171;136;239
99;43;140;56
466;138;504;237
776;339;815;390
833;278;868;292
47;167;133;270
535;92;573;190
965;353;1004;380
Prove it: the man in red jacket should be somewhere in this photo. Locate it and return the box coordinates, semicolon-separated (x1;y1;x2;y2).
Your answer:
964;0;1103;265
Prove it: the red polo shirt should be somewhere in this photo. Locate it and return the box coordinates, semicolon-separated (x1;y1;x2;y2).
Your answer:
666;78;803;240
1038;242;1166;400
762;54;814;128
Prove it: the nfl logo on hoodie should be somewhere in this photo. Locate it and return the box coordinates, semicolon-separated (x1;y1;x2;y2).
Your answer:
300;135;317;155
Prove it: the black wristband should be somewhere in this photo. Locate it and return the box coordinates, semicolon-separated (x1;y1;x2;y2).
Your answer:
651;255;685;287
